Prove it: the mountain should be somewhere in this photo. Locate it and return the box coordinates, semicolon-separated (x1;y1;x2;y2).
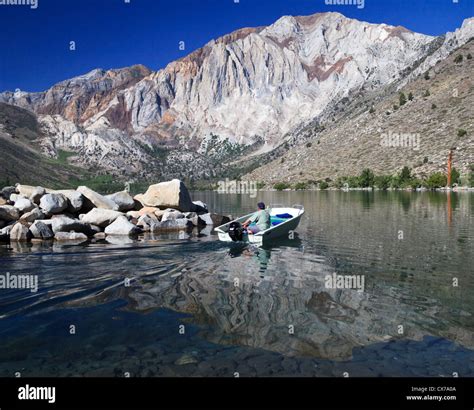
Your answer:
245;37;474;185
1;12;473;184
0;103;89;188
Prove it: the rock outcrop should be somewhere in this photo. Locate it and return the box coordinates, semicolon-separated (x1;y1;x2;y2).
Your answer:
135;179;194;212
0;179;227;243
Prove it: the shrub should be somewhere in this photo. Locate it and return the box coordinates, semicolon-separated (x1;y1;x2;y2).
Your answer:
457;129;467;137
424;172;447;189
467;53;472;60
454;54;463;64
431;103;437;109
408;92;414;101
374;175;392;190
399;92;407;106
469;165;474;188
319;181;329;190
423;156;429;164
450;167;461;186
274;182;290;191
294;182;308;190
409;178;422;190
256;182;265;190
399;166;412;184
359;168;375;188
424;90;430;97
369;106;376;114
393;104;399;111
347;176;361;188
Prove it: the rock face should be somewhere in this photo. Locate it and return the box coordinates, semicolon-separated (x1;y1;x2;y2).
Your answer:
136;179;193;211
80;208;123;227
77;186;119;210
0;205;20;222
40;193;68;214
104;216;141;236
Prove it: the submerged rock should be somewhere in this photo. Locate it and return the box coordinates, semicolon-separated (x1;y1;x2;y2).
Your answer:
161;210;185;222
104;216;142;236
159;219;193;231
54;232;88;242
210;213;231;226
135;179;193;211
137;214;160;232
93;232;107;240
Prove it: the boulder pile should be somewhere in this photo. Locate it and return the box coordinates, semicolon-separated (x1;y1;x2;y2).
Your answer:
0;179;230;244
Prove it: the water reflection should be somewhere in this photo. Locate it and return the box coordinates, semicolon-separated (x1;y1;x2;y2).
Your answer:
0;191;473;376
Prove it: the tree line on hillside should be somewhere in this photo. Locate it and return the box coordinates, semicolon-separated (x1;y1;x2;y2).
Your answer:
272;165;474;191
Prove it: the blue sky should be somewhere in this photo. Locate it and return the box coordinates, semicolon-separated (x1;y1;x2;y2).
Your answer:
0;0;472;92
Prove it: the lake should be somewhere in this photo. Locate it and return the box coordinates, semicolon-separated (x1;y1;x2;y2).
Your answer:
0;191;473;377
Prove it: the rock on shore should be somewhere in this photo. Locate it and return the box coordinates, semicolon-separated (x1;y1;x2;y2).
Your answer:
0;180;229;244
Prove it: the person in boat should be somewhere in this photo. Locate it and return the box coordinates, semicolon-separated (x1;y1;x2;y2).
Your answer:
242;202;271;234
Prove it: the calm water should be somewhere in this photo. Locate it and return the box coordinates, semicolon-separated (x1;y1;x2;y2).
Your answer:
0;191;473;377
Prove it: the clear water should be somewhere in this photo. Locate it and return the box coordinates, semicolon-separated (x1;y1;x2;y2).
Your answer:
0;191;473;377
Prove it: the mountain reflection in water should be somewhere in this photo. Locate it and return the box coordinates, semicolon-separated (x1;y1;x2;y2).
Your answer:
0;191;472;377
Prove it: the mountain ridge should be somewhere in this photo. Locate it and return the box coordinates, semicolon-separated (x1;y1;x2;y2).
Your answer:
1;12;473;184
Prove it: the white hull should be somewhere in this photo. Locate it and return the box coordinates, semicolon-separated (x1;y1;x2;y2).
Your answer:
215;206;304;246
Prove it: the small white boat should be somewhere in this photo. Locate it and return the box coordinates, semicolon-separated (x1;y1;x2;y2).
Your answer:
215;205;304;246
